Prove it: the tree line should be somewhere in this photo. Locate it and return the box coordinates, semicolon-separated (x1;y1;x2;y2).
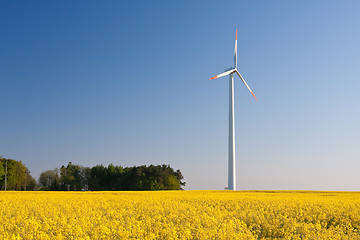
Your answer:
1;157;186;191
39;162;185;191
0;157;37;191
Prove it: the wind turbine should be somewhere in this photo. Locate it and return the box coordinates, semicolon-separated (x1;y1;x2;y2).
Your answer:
210;29;257;190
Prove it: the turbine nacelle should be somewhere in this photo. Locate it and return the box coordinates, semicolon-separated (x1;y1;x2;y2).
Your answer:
225;67;235;72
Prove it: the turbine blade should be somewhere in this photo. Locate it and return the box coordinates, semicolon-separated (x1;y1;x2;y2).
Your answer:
234;29;237;68
210;69;235;80
235;70;257;100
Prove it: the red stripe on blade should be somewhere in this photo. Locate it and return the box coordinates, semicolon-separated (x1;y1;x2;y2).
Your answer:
251;92;257;100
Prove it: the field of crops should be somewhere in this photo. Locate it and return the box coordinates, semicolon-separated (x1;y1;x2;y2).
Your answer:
1;191;360;239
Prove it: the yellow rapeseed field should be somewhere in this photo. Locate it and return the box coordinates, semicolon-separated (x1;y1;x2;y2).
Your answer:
1;191;360;239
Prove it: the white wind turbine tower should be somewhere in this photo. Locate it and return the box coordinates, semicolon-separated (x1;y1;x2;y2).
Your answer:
210;29;257;190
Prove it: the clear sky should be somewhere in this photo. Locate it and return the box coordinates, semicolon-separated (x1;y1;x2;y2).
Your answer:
1;1;360;190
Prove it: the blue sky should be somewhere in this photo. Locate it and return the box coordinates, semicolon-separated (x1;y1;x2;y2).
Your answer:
1;1;360;190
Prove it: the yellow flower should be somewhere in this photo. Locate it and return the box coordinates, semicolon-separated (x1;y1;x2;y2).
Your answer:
1;191;360;239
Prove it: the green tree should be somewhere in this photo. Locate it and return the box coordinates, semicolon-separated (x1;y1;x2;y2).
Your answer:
80;166;91;191
39;169;60;190
0;157;36;190
164;175;180;190
60;162;86;191
89;164;107;191
42;162;185;191
25;174;37;191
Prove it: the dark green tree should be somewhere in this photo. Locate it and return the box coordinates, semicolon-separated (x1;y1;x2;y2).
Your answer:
60;162;87;191
39;169;60;190
40;162;185;191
